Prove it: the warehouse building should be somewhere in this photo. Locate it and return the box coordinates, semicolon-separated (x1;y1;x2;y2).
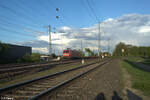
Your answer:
0;44;32;63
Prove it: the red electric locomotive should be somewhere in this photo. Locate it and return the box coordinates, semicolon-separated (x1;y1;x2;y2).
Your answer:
63;48;81;59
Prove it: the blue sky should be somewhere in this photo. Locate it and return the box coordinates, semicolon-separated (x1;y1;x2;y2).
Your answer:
0;0;150;54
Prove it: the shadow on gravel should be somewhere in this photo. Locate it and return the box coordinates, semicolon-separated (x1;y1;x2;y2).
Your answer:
95;91;122;100
127;89;143;100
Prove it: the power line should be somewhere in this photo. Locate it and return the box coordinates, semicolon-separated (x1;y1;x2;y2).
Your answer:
86;0;99;22
0;4;42;26
85;0;102;58
17;0;50;21
81;0;96;24
0;18;41;32
0;20;44;37
0;32;34;40
0;14;40;28
0;26;36;37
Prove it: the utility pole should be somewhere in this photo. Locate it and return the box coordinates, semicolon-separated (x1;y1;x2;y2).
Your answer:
44;25;52;56
81;40;83;53
107;38;110;53
98;22;101;59
107;38;111;57
48;25;52;56
81;40;84;64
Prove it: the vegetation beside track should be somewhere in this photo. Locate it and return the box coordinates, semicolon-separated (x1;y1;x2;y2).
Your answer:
141;59;150;66
17;53;41;63
0;59;98;88
121;59;150;96
127;56;144;62
127;56;150;66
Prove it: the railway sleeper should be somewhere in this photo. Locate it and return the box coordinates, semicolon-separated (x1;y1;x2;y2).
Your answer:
14;90;40;95
24;87;45;91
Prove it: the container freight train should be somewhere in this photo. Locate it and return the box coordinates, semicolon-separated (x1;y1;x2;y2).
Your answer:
63;49;82;59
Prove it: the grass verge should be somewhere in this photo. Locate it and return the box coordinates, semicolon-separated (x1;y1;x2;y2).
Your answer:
127;56;144;62
141;59;150;66
121;60;150;96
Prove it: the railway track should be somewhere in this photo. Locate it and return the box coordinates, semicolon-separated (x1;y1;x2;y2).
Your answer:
0;60;79;72
0;59;109;100
0;60;60;69
0;58;97;69
0;59;83;82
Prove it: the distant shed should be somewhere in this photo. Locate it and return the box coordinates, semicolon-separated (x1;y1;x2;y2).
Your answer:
0;44;32;62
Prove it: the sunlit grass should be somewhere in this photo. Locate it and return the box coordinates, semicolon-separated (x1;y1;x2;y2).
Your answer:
127;56;144;62
122;60;150;96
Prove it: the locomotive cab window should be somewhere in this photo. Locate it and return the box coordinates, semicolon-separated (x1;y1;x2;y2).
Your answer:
63;50;69;53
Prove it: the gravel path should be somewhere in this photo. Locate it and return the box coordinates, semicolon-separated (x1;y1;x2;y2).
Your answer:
43;59;122;100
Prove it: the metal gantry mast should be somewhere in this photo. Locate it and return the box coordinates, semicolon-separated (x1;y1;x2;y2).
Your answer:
98;22;101;57
48;25;52;56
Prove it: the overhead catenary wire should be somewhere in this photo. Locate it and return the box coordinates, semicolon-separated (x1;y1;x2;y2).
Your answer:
17;0;51;22
80;0;96;25
0;26;36;37
0;18;44;34
0;20;44;37
0;1;51;42
0;32;34;40
85;0;99;22
81;0;102;56
0;14;41;28
0;4;42;27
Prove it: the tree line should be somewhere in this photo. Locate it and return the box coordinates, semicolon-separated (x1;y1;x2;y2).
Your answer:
113;42;150;57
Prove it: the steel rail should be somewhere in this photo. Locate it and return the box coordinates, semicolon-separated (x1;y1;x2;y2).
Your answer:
0;60;79;73
29;61;109;100
0;61;98;93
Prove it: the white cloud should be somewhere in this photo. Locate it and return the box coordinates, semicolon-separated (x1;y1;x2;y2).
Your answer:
138;26;150;33
37;35;49;42
32;47;48;53
104;18;114;22
21;14;150;54
60;26;71;31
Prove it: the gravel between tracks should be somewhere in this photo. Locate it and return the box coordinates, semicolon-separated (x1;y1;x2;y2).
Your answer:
0;59;98;88
0;60;101;100
42;59;122;100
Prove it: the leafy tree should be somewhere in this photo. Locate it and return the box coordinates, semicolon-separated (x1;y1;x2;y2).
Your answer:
113;42;150;58
85;48;95;56
0;41;9;55
0;41;10;63
113;42;128;56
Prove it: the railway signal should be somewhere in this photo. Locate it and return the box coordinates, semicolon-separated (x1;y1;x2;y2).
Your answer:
56;8;59;19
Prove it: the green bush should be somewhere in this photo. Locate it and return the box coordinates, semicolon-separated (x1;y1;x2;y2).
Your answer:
22;53;32;62
18;53;41;63
31;53;40;62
